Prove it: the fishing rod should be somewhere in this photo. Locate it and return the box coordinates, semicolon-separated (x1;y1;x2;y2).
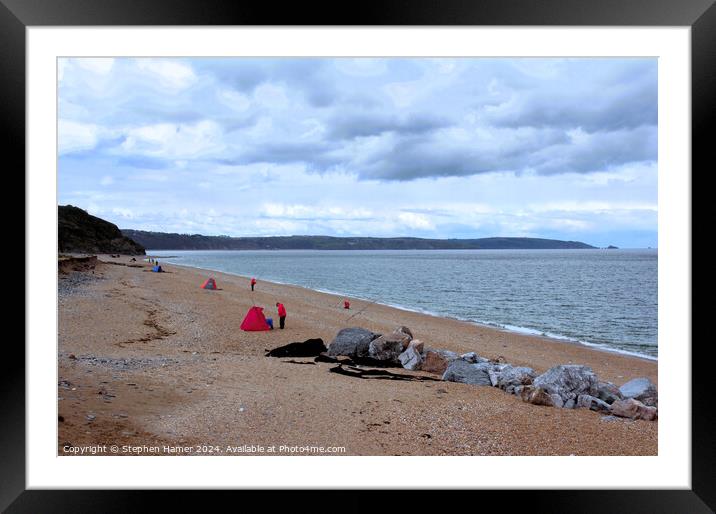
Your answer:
345;297;381;322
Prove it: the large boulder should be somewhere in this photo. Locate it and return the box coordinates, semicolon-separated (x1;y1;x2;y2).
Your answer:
619;377;658;407
327;328;380;358
368;330;412;362
596;381;623;404
576;394;612;412
398;340;424;370
421;348;460;374
611;398;658;421
533;365;598;403
442;360;492;386
496;365;537;392
520;386;562;407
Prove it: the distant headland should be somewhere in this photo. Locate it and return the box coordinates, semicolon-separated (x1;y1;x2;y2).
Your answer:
121;229;596;251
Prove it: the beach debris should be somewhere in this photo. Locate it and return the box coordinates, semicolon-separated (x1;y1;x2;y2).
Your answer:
265;338;327;358
595;381;624;404
329;364;441;382
327;327;381;358
315;353;347;364
495;365;537;392
441;360;493;386
86;414;96;421
619;377;658;407
610;398;658;421
532;365;599;404
398;341;424;370
368;330;411;363
282;360;317;365
576;394;612;412
421;348;460;374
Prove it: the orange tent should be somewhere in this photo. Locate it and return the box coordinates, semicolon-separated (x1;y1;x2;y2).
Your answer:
201;277;217;290
240;306;270;331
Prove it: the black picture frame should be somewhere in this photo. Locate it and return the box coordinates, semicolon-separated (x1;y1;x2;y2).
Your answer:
5;0;712;511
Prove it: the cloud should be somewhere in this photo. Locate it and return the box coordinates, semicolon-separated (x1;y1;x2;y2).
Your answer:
58;57;658;245
135;59;197;90
58;120;101;154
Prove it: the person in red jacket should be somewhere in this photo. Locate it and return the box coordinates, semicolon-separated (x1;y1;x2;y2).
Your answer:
276;302;287;329
250;277;256;291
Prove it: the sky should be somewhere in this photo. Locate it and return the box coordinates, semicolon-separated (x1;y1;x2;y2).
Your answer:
58;57;658;248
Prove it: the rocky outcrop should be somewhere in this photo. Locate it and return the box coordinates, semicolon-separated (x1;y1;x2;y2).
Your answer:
611;398;658;421
619;377;658;407
442;360;492;386
533;365;598;404
58;205;145;255
327;327;380;358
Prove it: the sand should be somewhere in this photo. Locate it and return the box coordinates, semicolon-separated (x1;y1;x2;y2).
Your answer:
57;255;658;456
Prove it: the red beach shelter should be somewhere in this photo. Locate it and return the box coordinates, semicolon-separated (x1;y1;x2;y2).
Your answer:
240;306;271;331
201;277;217;290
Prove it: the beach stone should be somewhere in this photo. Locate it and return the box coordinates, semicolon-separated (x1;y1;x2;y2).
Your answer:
563;398;576;409
460;352;489;364
496;365;537;390
511;385;525;396
533;365;598;403
520;386;558;407
327;327;380;358
549;394;565;408
408;339;424;354
369;331;412;362
596;381;623;404
421;348;460;374
576;394;612;412
611;398;658;421
398;345;423;370
619;377;658;407
441;360;492;386
395;326;414;341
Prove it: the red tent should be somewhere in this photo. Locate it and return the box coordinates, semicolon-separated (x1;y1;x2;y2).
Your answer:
240;306;270;331
201;277;217;290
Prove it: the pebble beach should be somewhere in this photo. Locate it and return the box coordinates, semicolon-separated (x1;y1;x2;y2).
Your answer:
58;255;658;456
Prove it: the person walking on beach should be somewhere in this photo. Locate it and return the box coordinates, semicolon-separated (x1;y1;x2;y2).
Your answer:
251;277;256;291
276;302;287;329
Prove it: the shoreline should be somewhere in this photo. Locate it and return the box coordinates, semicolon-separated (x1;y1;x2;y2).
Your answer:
58;254;657;455
154;257;658;363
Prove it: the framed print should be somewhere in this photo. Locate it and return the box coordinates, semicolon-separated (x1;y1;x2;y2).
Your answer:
6;0;713;511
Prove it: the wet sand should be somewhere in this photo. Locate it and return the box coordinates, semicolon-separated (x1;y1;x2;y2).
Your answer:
58;255;657;456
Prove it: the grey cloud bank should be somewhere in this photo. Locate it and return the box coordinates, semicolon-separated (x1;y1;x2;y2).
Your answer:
58;57;657;247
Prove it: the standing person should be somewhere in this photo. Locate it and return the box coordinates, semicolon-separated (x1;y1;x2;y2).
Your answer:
251;277;257;291
276;302;287;329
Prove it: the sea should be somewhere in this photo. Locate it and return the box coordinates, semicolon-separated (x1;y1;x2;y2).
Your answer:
150;249;658;360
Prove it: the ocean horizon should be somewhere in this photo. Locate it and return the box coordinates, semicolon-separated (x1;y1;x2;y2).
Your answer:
150;248;658;360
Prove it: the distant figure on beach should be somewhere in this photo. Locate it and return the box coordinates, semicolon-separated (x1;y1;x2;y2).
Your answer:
251;277;257;291
344;300;350;309
276;302;287;329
